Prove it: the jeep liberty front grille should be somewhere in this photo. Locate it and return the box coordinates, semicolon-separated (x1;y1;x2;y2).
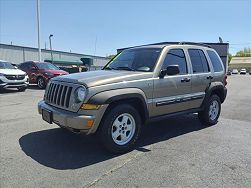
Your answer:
46;83;72;108
44;81;82;112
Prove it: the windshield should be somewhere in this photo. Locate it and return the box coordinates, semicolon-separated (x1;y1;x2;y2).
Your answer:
0;61;16;69
36;63;60;70
104;48;161;72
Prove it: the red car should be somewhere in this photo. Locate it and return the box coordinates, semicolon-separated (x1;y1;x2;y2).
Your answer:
19;61;68;89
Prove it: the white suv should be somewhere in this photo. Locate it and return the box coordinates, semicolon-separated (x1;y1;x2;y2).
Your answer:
0;60;29;92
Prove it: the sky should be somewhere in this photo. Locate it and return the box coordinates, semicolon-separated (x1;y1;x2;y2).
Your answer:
0;0;251;57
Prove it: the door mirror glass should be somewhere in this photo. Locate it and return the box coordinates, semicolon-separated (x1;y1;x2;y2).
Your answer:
159;65;180;78
166;65;180;75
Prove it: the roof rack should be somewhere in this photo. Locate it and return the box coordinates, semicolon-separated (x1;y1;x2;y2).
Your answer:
178;42;212;48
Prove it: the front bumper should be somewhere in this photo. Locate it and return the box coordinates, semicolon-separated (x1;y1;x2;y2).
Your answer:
38;100;108;135
0;76;29;89
0;82;29;89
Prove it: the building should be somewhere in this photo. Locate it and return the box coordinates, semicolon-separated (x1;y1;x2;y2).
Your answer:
229;57;251;72
0;43;110;69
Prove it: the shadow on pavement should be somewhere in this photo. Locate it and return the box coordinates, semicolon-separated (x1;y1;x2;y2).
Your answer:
19;114;208;170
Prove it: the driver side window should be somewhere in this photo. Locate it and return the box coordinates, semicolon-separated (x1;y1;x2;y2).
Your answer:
161;49;188;75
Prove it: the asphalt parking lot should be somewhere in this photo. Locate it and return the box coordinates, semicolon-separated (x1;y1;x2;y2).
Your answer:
0;75;251;188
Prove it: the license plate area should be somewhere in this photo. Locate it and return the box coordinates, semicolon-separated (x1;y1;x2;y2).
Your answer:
42;109;53;124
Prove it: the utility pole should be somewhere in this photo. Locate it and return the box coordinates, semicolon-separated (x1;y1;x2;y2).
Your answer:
49;34;53;63
37;0;41;62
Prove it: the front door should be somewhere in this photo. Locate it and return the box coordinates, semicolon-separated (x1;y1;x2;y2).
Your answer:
152;48;192;117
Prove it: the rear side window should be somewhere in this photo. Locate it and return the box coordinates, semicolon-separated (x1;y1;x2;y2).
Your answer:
188;49;210;73
19;63;28;70
162;49;187;74
207;50;223;72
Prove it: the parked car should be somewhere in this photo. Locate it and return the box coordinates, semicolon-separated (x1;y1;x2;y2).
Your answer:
38;43;227;153
249;70;251;75
240;68;247;75
232;69;238;74
19;61;68;89
0;60;29;91
227;70;231;75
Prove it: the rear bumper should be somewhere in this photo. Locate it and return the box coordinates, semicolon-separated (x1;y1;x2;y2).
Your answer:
38;100;108;135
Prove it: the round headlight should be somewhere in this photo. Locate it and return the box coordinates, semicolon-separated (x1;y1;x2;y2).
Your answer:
75;87;87;103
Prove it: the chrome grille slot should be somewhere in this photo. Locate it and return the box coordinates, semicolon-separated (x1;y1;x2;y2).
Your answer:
44;81;82;112
65;87;72;108
5;75;25;80
61;86;67;106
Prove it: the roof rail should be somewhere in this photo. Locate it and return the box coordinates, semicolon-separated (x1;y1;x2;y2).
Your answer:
178;42;212;48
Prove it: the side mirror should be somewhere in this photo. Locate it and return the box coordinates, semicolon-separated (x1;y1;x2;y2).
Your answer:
166;65;180;75
31;66;37;71
159;65;180;78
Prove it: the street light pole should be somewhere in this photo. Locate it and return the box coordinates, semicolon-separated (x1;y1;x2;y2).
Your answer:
37;0;41;62
49;34;53;63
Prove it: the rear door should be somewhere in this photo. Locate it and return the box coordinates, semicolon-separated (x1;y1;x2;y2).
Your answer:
187;49;212;109
152;48;192;117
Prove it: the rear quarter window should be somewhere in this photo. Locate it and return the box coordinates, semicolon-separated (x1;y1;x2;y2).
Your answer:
207;50;224;72
188;49;210;73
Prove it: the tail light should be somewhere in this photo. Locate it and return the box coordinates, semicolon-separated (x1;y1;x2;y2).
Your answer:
224;74;227;86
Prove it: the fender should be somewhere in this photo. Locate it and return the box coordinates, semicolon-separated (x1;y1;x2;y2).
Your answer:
88;88;149;119
202;82;227;108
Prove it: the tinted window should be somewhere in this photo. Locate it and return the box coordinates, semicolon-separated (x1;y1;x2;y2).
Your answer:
188;49;210;73
0;61;15;69
36;63;60;70
162;49;187;74
104;48;161;72
19;63;28;70
207;50;223;72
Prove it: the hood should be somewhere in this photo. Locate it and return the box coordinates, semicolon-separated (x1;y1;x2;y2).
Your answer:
0;68;26;75
53;70;153;88
44;69;68;75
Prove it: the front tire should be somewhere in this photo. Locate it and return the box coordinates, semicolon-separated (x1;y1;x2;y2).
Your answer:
37;77;46;89
18;87;27;92
198;95;221;126
99;104;142;154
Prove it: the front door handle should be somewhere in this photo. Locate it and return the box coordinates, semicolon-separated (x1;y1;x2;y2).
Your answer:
181;78;191;82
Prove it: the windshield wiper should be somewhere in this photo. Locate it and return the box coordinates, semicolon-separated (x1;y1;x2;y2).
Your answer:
116;66;134;71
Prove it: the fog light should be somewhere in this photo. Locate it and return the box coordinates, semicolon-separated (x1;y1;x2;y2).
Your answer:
87;120;94;128
81;104;100;110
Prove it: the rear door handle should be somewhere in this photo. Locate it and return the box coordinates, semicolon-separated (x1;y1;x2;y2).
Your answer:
181;78;191;82
207;76;213;79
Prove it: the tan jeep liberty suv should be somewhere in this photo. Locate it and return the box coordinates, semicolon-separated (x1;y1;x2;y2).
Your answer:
38;43;227;153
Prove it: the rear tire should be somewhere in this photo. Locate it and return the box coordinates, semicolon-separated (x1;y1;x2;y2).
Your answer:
198;95;221;126
37;77;46;89
99;104;142;154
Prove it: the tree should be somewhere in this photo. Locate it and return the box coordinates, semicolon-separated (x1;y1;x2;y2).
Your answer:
228;53;232;64
106;54;116;59
235;47;251;57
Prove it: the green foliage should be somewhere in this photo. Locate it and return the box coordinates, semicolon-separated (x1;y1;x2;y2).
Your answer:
228;53;232;64
106;54;116;59
235;47;251;57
